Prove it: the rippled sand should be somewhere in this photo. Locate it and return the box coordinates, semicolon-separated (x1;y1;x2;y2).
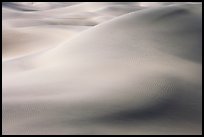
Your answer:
2;2;202;135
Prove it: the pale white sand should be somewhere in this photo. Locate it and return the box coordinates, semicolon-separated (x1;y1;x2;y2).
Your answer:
2;2;202;135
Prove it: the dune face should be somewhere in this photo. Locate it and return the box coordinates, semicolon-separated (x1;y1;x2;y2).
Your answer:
2;2;202;135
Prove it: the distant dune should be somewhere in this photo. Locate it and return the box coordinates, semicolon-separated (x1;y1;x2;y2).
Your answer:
2;2;202;135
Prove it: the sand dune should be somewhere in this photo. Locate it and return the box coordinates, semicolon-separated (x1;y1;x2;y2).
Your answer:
2;2;146;60
2;2;80;11
2;2;202;135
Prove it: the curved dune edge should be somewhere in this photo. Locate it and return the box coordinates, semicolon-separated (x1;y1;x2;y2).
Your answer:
2;2;145;61
2;3;202;135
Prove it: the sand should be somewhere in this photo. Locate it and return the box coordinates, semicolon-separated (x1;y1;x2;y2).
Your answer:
2;2;202;135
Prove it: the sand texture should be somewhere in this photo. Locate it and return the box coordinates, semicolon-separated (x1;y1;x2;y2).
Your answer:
2;2;202;135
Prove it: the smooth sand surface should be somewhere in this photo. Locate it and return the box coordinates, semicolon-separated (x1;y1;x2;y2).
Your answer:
2;2;202;135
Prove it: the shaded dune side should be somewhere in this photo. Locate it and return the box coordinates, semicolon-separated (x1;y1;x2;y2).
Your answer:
2;3;202;134
2;26;78;61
